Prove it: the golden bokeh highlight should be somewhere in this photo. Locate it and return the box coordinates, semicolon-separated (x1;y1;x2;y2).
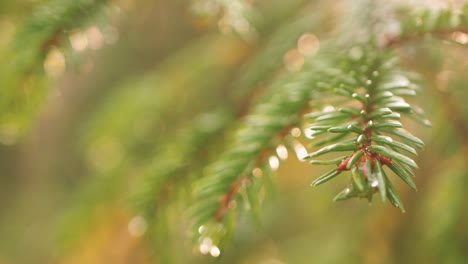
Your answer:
297;33;320;56
43;47;66;77
452;31;468;44
283;49;304;72
69;29;88;51
86;26;104;50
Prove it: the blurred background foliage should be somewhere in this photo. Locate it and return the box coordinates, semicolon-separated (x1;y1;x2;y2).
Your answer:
0;0;468;263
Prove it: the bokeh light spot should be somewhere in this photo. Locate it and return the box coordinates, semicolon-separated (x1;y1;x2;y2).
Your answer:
452;31;468;44
86;26;104;50
297;33;319;56
128;215;148;237
199;237;213;255
283;49;304;72
44;47;66;77
293;142;308;160
290;127;301;137
69;29;88;51
252;167;263;177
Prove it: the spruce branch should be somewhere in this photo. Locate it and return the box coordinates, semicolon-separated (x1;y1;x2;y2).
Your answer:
188;2;335;250
304;43;429;211
190;53;330;247
187;1;440;254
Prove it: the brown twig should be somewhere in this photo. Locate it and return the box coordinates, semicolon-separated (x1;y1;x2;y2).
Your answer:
213;176;248;221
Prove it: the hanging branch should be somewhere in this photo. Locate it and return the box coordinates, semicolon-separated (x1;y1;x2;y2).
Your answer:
189;48;334;251
188;2;335;250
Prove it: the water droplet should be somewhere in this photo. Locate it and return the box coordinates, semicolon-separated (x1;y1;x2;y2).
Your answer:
199;244;210;255
323;105;335;112
345;188;351;194
269;156;280;170
210;246;221;257
371;179;379;187
199;237;213;255
357;134;365;143
276;144;288;160
198;225;205;234
293;142;308;160
303;129;314;139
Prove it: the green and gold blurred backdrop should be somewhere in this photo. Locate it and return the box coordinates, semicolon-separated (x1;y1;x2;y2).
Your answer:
0;0;468;263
